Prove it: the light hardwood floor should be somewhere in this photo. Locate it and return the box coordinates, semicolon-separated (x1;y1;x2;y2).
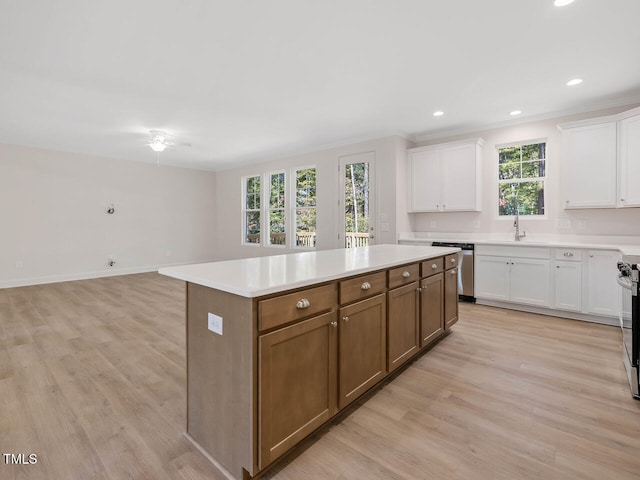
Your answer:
2;273;639;479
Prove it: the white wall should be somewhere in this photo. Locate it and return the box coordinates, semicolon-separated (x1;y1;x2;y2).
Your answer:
407;105;640;238
215;136;406;260
0;143;218;287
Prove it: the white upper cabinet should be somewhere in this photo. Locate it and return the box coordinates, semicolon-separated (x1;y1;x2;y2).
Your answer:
559;106;640;209
619;113;640;207
561;122;617;209
407;138;484;213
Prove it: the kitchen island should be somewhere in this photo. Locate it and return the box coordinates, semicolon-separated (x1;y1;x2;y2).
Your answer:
159;244;460;479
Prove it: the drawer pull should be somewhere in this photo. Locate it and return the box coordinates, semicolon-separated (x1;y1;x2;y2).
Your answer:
331;321;338;328
342;316;349;322
402;271;411;278
361;282;371;290
450;269;457;275
450;258;456;264
296;298;310;309
563;252;574;257
431;263;437;269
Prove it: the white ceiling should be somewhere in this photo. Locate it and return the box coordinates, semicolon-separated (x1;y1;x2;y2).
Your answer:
1;0;639;171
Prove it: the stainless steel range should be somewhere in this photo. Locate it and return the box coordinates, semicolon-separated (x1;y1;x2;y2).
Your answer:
617;257;640;399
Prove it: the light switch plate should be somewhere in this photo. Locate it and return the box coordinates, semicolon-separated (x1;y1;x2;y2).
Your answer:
208;312;223;335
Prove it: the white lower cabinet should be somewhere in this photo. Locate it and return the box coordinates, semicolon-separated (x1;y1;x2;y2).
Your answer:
554;260;582;312
474;255;510;301
476;244;620;322
586;250;621;317
510;258;551;306
475;249;550;307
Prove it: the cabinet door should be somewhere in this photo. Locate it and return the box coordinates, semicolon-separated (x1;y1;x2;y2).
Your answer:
441;142;479;211
475;255;510;301
420;273;444;347
619;114;640;207
587;250;621;317
444;268;459;329
338;294;387;409
259;311;337;468
510;258;551;307
408;149;440;212
562;122;617;208
387;281;419;372
554;260;582;312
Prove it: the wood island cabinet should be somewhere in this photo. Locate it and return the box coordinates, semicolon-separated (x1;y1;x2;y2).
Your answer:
420;273;444;346
387;280;420;372
338;293;386;409
169;248;459;480
259;311;337;468
443;253;459;329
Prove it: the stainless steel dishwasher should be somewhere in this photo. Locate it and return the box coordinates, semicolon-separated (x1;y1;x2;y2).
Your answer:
431;242;475;302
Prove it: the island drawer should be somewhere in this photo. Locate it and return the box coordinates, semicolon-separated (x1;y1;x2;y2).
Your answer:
444;254;459;269
340;271;387;305
388;263;420;289
421;257;444;277
259;283;338;331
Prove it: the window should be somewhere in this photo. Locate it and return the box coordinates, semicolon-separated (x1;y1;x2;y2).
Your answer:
294;167;317;248
243;176;261;244
268;172;286;246
498;141;546;216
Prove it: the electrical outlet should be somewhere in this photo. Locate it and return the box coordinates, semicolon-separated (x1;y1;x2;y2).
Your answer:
208;313;223;335
578;220;587;230
473;220;480;229
430;220;437;229
380;222;389;232
380;213;388;223
556;219;571;229
16;260;23;268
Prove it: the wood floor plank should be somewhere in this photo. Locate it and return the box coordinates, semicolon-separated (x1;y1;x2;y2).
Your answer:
2;275;640;480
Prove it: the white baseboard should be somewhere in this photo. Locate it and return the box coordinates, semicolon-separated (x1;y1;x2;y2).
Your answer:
475;298;619;326
0;260;222;289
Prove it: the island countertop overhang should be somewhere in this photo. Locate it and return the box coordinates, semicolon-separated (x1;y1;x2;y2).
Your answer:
159;244;461;298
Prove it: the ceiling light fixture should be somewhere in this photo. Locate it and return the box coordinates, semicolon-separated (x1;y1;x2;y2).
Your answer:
433;111;444;117
554;0;575;6
566;78;583;86
510;110;522;116
149;130;168;152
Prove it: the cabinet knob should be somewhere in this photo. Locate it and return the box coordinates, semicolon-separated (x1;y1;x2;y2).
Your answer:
342;316;349;322
402;271;411;278
450;269;457;275
563;252;573;257
417;287;422;293
556;265;560;269
621;198;625;202
296;298;310;309
450;258;456;264
361;281;371;290
330;321;338;328
431;263;437;269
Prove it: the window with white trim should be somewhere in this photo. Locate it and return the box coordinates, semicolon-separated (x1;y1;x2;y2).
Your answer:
294;167;317;248
242;175;261;244
498;141;546;216
268;172;286;246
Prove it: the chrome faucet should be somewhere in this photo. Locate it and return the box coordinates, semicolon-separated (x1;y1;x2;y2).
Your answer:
514;209;526;241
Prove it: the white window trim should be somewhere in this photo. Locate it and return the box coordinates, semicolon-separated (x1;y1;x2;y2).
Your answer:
241;174;263;246
290;165;317;250
494;140;548;220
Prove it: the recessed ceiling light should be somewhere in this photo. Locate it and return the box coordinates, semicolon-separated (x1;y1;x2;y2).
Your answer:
554;0;575;6
433;111;444;117
566;78;583;86
510;110;522;116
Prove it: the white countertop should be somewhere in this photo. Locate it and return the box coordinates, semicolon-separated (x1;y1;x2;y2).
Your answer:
397;232;640;256
159;244;460;298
